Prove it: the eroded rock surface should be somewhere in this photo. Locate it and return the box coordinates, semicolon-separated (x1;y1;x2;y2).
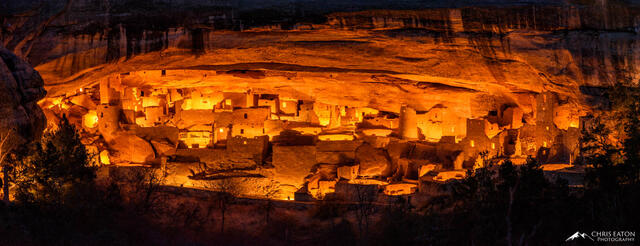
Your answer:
108;134;156;164
0;47;46;144
356;143;392;177
3;1;640;119
272;145;317;189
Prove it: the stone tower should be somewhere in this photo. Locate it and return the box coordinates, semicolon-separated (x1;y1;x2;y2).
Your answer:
399;105;418;139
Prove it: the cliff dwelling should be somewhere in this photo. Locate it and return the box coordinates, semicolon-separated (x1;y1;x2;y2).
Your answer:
37;42;589;200
2;1;639;244
15;1;621;200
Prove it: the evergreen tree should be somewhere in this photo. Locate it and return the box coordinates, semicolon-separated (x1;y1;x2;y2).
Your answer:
15;115;96;206
580;84;640;229
424;159;578;245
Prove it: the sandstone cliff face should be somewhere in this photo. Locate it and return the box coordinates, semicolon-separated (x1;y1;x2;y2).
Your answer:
0;47;46;144
2;1;639;121
0;2;635;120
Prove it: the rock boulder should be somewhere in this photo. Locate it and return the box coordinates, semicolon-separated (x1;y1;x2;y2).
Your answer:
337;165;359;180
151;139;177;157
108;134;156;163
0;48;46;144
272;145;317;188
356;143;392;177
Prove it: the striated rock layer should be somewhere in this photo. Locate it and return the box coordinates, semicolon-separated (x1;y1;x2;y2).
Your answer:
1;2;638;119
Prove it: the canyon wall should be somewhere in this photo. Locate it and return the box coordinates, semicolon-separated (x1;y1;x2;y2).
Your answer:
2;1;638;119
2;0;639;132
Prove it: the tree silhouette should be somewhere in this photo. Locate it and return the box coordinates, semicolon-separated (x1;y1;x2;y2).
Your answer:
0;129;15;203
14;115;95;205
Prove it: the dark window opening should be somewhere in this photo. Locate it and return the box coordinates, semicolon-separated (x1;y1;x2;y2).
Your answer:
244;113;248;119
240;129;244;134
161;70;166;76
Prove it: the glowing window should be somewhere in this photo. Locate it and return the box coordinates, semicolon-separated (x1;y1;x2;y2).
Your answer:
219;128;224;133
470;140;475;147
451;127;455;133
543;141;547;148
283;102;287;107
546;126;549;131
243;141;247;145
491;143;495;149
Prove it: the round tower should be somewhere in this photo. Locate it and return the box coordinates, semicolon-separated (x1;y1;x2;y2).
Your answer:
399;105;418;139
97;104;121;140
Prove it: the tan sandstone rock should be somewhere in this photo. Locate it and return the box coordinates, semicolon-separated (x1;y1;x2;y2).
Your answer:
272;145;317;188
337;165;359;180
108;134;156;164
356;143;392;177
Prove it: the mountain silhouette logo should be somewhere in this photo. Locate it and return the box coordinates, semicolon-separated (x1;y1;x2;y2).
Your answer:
566;231;595;241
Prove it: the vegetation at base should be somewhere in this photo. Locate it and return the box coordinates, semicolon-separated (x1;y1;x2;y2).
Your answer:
0;116;192;246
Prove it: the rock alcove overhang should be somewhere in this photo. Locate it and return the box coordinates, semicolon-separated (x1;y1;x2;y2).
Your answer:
35;28;592;119
12;2;639;117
